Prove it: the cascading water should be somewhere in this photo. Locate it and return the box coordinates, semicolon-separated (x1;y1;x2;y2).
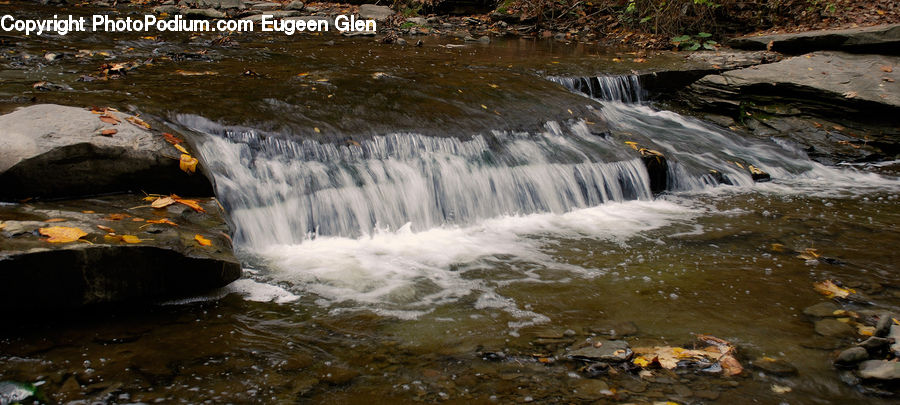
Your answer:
179;74;888;320
547;75;646;103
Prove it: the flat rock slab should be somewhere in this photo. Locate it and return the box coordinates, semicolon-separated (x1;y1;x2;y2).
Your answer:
0;195;240;310
638;50;781;95
857;360;900;380
567;340;633;363
0;104;212;200
727;24;900;55
359;4;393;22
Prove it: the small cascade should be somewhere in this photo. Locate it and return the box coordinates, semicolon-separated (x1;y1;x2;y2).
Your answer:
548;75;646;103
184;116;655;248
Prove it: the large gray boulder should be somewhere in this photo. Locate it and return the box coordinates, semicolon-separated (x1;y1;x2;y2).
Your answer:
0;195;241;310
358;4;393;22
0;104;212;200
727;24;900;55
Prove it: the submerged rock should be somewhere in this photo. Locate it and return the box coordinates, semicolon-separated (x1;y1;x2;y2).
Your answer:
814;319;855;338
752;357;798;376
0;104;212;201
804;301;841;317
567;340;633;363
0;195;240;311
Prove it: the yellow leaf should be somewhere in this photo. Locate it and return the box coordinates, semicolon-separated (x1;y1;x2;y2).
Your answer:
152;196;176;209
633;356;651;367
813;280;854;299
857;325;875;336
121;235;141;243
488;83;499;88
314;127;321;133
174;197;206;213
180;154;198;173
39;226;87;243
195;234;212;246
126;116;151;130
771;243;785;252
624;141;639;150
481;104;488;109
174;143;190;154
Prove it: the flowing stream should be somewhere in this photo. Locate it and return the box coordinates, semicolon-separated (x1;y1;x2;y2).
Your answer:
1;7;899;402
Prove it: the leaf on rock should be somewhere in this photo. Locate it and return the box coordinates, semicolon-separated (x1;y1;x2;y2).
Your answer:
121;235;141;243
104;213;130;220
174;143;190;154
146;218;178;226
101;129;117;136
97;225;115;233
39;226;87;243
813;280;854;299
179;154;199;173
881;65;893;73
99;114;120;124
175;197;206;213
126;116;151;130
44;218;66;223
131;218;145;222
151;196;176;208
195;234;212;246
163;132;184;145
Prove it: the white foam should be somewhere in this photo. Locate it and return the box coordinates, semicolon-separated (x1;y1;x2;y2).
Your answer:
227;278;301;303
251;199;699;320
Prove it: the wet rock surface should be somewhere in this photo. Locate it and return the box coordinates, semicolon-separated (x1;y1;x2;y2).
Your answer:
727;24;900;55
0;195;240;310
0;104;212;201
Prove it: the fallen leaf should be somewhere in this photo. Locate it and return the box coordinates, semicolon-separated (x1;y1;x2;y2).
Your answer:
151;196;176;208
174;143;190;154
813;280;855;299
100;129;117;136
194;234;212;246
132;218;145;222
163;133;184;145
624;141;639;150
488;83;499;88
772;384;792;394
81;210;95;214
104;213;130;220
179;154;199;173
99;115;120;124
770;243;786;252
881;66;893;73
96;225;115;233
39;226;87;243
797;248;820;260
44;218;67;223
126;116;151;130
175;198;206;213
858;325;875;336
146;218;178;226
843;91;858;99
121;235;141;243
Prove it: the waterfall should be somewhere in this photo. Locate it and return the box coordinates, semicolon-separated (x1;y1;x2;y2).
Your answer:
185;116;656;248
547;75;646;103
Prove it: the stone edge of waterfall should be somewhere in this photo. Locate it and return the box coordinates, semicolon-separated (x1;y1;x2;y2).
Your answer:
0;106;243;314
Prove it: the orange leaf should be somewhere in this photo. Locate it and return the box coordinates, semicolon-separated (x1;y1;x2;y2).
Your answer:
146;218;178;226
104;213;130;220
174;144;189;154
132;218;145;222
881;65;893;73
101;129;117;136
82;210;95;214
194;234;212;246
44;218;66;223
179;154;198;173
121;235;141;243
163;133;184;145
39;226;87;243
175;198;206;213
99;115;120;124
151;196;176;208
97;225;115;233
126;116;151;130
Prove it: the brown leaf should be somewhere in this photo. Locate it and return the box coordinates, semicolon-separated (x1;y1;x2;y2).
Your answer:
39;226;87;243
881;65;893;73
104;213;130;221
101;129;117;136
151;196;176;209
99;114;120;124
194;234;212;246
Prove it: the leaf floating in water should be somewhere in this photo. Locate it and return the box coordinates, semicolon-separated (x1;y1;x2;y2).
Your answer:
151;196;176;209
194;234;212;246
770;243;786;252
487;83;499;88
796;248;820;260
179;154;199;173
813;280;854;299
39;226;87;243
624;141;639;150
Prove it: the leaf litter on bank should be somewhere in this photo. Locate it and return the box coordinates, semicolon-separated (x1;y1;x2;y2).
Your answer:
813;280;855;299
632;334;742;376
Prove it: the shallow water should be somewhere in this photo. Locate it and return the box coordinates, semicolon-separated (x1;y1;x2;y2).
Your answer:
2;2;900;404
